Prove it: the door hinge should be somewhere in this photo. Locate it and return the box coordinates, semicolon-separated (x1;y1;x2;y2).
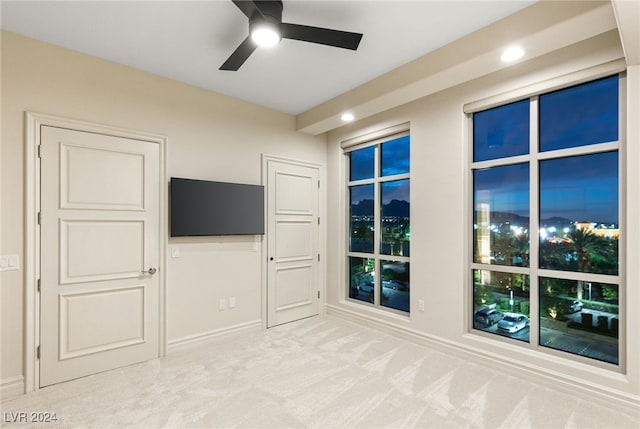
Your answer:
317;291;320;299
36;346;41;360
318;180;320;189
317;254;320;262
37;279;41;293
317;217;320;225
37;145;42;158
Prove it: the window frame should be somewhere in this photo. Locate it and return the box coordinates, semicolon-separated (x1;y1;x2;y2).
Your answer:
344;130;411;314
467;73;626;371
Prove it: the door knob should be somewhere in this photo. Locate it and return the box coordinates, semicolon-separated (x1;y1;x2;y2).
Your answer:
143;267;157;275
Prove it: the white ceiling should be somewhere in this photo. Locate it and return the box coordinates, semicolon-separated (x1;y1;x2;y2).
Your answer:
1;1;537;115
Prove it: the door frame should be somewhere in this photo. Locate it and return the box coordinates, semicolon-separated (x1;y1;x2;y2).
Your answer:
24;112;168;392
261;154;325;329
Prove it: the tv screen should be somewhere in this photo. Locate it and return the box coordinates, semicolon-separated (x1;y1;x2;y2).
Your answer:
170;177;264;236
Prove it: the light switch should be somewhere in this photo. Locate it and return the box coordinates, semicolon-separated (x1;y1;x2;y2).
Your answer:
0;255;19;271
171;247;180;258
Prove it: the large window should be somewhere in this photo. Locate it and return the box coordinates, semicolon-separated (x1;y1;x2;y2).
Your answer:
347;132;410;313
471;75;621;365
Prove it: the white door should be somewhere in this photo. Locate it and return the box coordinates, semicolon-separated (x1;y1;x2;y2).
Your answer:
266;159;320;328
39;126;160;387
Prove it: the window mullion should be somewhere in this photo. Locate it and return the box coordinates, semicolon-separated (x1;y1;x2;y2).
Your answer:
470;263;530;276
471;154;531;170
618;74;627;373
529;96;541;349
379;173;410;183
537;269;620;284
373;145;381;306
348;178;377;187
536;141;619;160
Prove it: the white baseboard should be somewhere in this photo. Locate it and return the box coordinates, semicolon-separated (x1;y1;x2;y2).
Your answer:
325;303;640;414
167;320;262;352
1;376;24;401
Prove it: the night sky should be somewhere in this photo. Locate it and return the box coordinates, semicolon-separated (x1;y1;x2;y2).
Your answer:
350;76;619;225
350;135;410;207
474;76;619;225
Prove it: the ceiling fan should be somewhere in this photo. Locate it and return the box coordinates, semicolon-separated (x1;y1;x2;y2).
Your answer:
220;0;364;71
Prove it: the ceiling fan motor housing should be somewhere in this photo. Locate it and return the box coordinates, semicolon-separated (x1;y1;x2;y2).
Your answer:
249;0;283;42
249;14;281;34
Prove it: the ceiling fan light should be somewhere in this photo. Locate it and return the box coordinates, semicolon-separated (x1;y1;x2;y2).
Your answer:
251;24;281;47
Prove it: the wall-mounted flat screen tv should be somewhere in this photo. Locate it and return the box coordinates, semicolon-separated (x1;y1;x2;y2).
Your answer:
170;177;264;237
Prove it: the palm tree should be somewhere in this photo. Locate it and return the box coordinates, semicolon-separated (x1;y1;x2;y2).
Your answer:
566;226;614;299
539;239;570;270
509;233;530;267
567;227;613;271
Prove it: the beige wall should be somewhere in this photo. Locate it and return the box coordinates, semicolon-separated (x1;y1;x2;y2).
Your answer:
0;31;326;391
326;31;640;406
2;18;638;411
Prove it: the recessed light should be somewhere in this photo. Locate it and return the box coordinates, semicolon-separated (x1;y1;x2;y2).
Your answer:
341;113;355;122
501;46;524;63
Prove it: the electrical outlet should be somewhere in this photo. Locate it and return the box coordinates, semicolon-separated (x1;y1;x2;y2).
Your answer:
218;298;227;311
418;299;425;312
228;296;236;308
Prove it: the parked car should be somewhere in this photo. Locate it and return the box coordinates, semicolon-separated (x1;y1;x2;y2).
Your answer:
382;280;408;291
357;282;374;297
497;313;529;333
569;300;583;313
475;307;503;327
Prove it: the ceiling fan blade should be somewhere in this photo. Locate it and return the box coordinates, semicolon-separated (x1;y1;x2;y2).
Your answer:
232;0;264;19
220;36;257;71
281;23;363;50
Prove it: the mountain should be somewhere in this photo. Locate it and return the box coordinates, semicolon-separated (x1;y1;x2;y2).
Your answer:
477;211;530;225
351;199;410;217
351;199;374;216
383;199;409;217
474;211;575;227
540;216;574;227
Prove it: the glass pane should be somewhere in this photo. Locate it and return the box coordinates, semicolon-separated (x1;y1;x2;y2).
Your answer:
349;146;375;181
380;180;410;257
381;135;410;176
539;76;618;152
539;278;618;365
539;152;618;275
473;99;529;162
381;261;409;312
473;270;530;343
473;164;530;267
349;257;375;304
350;184;374;253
